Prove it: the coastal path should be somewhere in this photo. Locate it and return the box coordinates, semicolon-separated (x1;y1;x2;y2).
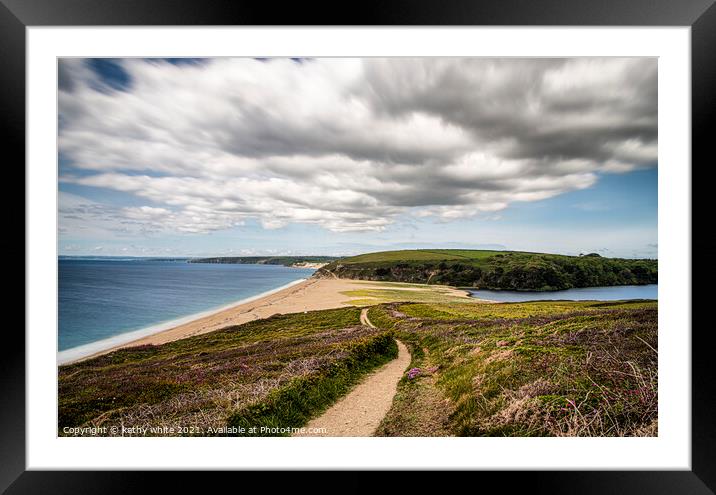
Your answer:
294;308;410;437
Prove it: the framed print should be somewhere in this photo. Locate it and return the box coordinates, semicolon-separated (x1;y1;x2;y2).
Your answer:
4;0;714;491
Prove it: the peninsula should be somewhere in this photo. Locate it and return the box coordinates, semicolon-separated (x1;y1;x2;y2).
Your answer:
189;256;337;269
316;249;657;291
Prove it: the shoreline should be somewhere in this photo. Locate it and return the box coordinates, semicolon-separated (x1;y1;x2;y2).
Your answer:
58;278;477;366
57;278;309;365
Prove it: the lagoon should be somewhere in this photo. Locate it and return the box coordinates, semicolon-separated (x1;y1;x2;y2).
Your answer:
468;284;657;302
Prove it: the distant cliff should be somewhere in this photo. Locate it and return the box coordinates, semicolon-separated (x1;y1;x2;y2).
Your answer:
189;256;338;268
315;249;657;291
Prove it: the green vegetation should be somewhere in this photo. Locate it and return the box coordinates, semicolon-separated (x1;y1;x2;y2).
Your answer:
370;299;658;437
339;249;505;263
340;281;470;306
58;307;394;436
317;249;657;291
227;335;396;436
189;256;338;266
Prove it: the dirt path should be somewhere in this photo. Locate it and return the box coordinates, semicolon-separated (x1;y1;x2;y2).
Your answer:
359;307;373;327
294;309;411;437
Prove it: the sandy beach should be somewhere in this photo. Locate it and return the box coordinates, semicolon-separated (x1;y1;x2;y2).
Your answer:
67;278;471;364
118;278;369;345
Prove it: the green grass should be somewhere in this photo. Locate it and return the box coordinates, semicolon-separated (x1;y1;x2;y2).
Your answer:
370;299;658;437
340;284;470;306
396;299;655;320
338;249;508;264
226;334;397;436
58;307;395;436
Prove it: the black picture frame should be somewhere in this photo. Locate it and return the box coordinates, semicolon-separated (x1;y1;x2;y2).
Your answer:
3;0;713;491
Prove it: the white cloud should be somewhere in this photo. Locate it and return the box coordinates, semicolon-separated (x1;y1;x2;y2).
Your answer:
59;57;657;236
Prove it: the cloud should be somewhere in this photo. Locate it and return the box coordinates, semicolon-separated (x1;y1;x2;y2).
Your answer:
59;57;657;235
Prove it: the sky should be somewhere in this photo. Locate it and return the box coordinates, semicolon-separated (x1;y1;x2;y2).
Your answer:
58;57;657;259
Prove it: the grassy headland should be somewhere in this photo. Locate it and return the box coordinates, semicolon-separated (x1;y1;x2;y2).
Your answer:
370;299;657;436
317;249;657;291
59;307;395;436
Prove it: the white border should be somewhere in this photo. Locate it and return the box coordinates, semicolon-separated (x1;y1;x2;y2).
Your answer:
27;27;691;470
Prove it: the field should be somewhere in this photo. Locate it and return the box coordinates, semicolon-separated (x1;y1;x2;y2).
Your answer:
369;299;658;436
58;307;396;436
318;249;658;291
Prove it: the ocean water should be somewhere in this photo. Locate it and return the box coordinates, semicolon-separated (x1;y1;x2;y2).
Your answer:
468;284;658;302
58;258;315;355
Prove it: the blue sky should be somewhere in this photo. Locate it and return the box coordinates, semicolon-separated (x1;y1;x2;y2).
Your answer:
58;58;657;259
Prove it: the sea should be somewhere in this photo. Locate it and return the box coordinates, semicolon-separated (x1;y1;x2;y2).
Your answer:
468;284;658;302
58;257;315;363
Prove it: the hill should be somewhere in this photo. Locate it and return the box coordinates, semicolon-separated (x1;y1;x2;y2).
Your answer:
59;308;395;436
315;249;657;291
370;299;657;436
